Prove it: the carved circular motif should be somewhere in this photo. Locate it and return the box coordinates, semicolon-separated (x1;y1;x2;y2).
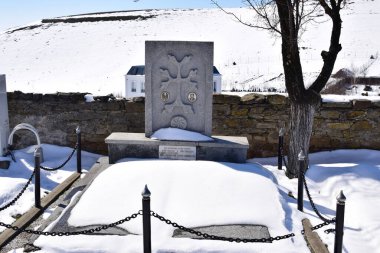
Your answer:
170;116;187;129
187;92;197;103
160;91;170;102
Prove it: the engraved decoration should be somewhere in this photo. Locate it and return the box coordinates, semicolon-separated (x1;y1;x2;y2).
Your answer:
170;116;187;129
160;54;198;114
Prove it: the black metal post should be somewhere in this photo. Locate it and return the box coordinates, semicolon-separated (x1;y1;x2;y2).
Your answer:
142;185;152;253
334;190;346;253
34;148;42;208
297;150;305;212
278;127;285;170
76;126;82;174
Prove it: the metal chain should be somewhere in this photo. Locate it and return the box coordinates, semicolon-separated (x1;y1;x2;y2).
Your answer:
302;169;335;223
0;169;36;212
40;144;78;171
301;220;335;235
0;211;141;236
324;228;335;234
282;154;290;171
150;211;295;243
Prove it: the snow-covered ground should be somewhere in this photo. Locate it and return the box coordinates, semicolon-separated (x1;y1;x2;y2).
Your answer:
0;144;101;232
0;0;379;96
1;146;377;252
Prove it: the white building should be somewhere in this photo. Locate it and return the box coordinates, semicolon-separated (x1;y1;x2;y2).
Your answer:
125;65;222;99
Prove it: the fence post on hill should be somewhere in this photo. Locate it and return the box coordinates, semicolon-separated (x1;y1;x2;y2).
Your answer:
76;126;82;174
278;126;285;170
297;150;306;212
34;147;42;208
142;185;152;253
334;190;346;253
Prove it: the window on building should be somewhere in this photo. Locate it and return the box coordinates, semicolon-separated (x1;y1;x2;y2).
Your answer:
131;81;136;92
141;82;145;93
213;81;217;92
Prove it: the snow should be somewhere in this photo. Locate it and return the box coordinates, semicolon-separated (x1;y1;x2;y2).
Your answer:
253;149;380;253
0;0;379;96
27;149;380;253
0;144;101;232
151;128;214;142
322;94;380;103
35;159;305;252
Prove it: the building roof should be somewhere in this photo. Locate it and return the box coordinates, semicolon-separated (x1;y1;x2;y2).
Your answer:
213;66;221;75
127;65;221;75
127;65;145;75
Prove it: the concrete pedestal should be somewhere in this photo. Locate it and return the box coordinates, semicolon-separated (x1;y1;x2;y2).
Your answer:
105;133;249;164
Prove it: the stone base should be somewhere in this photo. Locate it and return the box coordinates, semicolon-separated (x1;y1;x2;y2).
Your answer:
105;133;249;164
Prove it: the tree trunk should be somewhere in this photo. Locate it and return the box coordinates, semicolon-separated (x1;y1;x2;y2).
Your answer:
286;101;318;178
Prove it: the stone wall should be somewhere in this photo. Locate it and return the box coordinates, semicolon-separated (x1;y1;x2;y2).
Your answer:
7;91;380;157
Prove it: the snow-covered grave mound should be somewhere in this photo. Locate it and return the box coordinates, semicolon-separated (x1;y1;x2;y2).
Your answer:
0;144;101;231
34;160;307;252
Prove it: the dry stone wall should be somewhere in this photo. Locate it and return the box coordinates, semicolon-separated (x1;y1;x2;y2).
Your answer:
7;91;380;157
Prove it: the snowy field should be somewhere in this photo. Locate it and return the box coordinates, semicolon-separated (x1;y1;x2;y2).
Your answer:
1;145;379;252
0;0;379;96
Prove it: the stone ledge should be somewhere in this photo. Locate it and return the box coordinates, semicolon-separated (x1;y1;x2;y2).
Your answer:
105;132;249;164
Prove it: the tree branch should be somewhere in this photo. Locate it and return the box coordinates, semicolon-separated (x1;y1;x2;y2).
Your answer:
211;0;282;34
319;0;333;17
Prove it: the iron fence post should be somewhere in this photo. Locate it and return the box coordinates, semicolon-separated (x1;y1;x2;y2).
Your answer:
34;147;42;208
142;185;152;253
278;127;285;170
297;150;306;212
334;190;346;253
76;126;82;174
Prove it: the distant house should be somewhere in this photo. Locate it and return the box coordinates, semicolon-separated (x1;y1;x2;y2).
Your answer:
125;65;222;99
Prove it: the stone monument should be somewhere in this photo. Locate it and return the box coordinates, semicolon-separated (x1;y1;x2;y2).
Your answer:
106;41;249;163
145;41;213;137
0;75;9;156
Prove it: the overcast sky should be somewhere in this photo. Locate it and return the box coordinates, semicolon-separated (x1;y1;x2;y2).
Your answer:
0;0;242;31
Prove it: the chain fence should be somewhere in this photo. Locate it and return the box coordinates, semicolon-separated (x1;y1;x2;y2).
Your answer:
280;147;335;224
0;137;337;246
151;211;334;243
301;169;336;224
0;211;141;236
39;144;78;171
0;208;335;241
0;169;35;212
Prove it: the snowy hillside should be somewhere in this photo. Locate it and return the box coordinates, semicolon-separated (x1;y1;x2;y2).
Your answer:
0;0;379;96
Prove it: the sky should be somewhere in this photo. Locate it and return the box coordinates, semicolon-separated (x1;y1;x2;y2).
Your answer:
0;0;242;31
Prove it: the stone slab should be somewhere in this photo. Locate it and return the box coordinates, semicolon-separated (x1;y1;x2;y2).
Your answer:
145;41;213;137
173;224;270;241
105;132;248;164
302;218;329;253
0;74;10;156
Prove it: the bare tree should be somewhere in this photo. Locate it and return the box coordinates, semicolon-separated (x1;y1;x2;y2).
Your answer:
213;0;345;178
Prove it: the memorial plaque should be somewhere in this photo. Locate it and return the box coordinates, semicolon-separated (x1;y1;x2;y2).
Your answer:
145;41;213;137
159;145;196;160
